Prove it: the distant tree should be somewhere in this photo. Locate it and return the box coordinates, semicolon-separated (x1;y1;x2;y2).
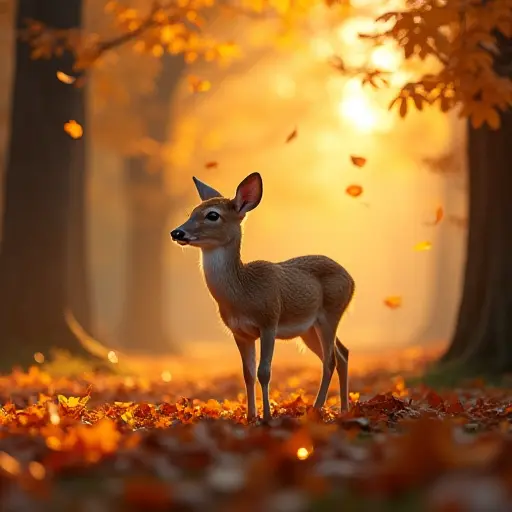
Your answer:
119;53;185;353
0;0;92;369
335;0;512;373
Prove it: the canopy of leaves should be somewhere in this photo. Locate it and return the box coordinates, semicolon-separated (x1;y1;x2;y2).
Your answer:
333;0;512;129
19;0;321;157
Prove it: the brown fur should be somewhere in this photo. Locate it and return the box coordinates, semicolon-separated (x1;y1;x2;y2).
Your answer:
171;173;355;421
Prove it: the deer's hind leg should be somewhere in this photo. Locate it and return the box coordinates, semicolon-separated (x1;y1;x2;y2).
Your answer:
300;323;336;410
335;338;349;412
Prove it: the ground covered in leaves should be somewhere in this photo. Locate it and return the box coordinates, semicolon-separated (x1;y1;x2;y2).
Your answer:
0;363;511;512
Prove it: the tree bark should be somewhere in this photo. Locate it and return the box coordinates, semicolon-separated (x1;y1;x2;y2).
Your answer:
119;54;185;353
67;62;92;334
0;0;91;370
440;110;512;372
440;31;512;373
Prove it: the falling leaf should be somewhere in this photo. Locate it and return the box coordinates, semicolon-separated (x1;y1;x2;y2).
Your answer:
205;161;218;169
33;352;44;364
56;71;76;84
187;75;211;93
286;128;297;143
424;206;444;226
28;461;46;480
0;452;21;476
350;155;367;167
384;296;402;309
414;241;432;251
346;184;363;198
64;120;83;139
108;351;119;364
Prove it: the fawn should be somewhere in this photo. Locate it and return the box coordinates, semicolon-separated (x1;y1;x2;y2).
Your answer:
170;173;355;422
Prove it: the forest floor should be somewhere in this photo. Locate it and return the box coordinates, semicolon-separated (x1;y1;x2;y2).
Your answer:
0;351;511;511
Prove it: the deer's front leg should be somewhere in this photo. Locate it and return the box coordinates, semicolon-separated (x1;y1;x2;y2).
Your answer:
234;336;257;421
258;328;276;422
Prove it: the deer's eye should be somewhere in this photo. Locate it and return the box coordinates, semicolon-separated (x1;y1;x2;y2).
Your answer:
205;211;220;221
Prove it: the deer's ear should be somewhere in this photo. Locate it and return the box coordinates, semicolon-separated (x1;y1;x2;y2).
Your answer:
192;176;223;201
233;172;263;215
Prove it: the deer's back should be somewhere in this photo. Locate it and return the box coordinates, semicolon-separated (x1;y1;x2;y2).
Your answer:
277;255;355;316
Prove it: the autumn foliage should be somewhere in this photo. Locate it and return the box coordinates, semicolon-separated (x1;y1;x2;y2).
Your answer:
339;0;512;129
0;363;511;509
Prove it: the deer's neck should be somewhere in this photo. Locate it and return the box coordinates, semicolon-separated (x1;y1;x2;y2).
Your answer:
200;242;244;304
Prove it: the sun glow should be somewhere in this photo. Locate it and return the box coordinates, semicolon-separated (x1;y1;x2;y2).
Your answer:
164;0;461;356
370;45;402;72
337;79;394;133
324;17;405;134
338;95;378;133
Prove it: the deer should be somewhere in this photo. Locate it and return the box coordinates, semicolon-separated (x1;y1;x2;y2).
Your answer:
170;172;355;422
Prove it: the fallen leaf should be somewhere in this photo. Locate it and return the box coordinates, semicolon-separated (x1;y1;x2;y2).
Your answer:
56;71;76;84
350;156;367;167
346;184;363;198
426;390;443;409
64;120;83;139
286;128;297;143
349;392;360;403
384;296;402;309
414;241;432;251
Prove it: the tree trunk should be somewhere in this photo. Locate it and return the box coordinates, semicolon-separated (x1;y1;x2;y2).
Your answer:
67;65;92;333
119;54;185;353
0;0;91;370
440;31;512;374
440;110;512;372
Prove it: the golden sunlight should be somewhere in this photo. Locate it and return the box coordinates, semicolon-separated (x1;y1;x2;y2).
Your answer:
158;3;465;364
338;95;378;133
79;0;467;373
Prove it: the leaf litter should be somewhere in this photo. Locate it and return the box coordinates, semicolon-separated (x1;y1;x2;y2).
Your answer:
0;363;511;511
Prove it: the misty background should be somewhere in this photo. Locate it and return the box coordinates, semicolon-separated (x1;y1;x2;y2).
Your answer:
0;0;468;368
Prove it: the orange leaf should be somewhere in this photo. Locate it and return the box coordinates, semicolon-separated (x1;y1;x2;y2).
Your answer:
346;184;363;197
414;241;432;251
426;390;443;409
350;155;367;167
384;296;402;309
486;108;501;130
399;97;408;117
424;206;444;226
205;161;218;169
56;71;76;84
349;391;360;403
286;128;297;143
64;120;83;139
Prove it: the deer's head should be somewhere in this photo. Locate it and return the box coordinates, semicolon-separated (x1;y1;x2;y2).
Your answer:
170;172;263;250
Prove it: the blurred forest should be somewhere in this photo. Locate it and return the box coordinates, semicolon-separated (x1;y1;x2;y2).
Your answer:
0;0;510;375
